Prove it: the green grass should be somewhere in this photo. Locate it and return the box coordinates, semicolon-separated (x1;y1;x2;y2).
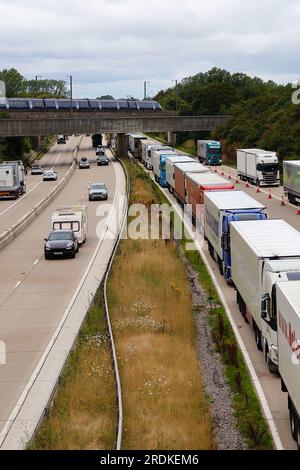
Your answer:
128;156;273;449
28;290;116;450
183;248;273;449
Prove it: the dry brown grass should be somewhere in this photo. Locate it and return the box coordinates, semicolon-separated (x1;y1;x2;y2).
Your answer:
108;164;214;450
29;298;116;450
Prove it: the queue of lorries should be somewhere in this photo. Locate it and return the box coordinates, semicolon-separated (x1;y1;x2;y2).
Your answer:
128;134;300;449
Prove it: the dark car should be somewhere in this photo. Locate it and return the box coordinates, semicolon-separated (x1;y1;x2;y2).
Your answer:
88;182;108;201
79;157;90;169
44;230;78;259
96;154;109;166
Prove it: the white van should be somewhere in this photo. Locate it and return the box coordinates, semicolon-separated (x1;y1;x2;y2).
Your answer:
51;205;88;244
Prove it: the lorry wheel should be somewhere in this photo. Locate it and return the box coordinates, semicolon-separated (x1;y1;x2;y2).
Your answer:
218;256;224;275
297;420;300;450
267;358;279;375
290;406;297;440
208;242;214;259
254;325;263;351
288;193;296;205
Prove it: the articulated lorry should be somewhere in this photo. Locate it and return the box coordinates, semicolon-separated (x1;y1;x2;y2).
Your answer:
204;191;266;280
166;155;195;193
237;149;280;187
231;219;300;373
140;140;156;169
283;160;300;205
152;149;178;187
186;173;234;228
197;140;222;166
128;134;147;158
277;281;300;449
174;161;209;205
141;142;172;170
0;160;26;199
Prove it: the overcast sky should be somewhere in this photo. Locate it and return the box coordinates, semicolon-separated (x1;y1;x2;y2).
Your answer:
0;0;299;98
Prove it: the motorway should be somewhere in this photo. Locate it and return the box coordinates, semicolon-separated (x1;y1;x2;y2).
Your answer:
0;136;82;234
140;158;299;450
0;135;123;446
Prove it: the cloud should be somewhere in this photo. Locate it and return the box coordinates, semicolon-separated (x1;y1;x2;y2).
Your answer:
0;0;299;98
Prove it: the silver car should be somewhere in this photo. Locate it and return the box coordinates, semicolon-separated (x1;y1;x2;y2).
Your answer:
43;170;57;181
79;157;90;169
88;182;108;201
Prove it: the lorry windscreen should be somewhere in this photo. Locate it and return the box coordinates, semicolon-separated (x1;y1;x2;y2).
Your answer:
234;214;260;221
209;148;221;154
257;163;279;172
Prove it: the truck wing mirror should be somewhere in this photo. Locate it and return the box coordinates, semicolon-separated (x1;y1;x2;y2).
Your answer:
261;293;270;319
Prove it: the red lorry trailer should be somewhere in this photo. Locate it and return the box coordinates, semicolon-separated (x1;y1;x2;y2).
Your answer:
174;161;209;205
186;172;235;225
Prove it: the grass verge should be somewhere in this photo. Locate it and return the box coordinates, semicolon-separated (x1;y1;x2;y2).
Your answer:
28;290;116;450
129;155;273;449
182;244;273;449
107;157;214;450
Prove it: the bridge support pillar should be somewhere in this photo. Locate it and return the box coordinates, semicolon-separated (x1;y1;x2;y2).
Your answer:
116;133;128;158
167;131;176;147
32;135;42;151
105;133;112;146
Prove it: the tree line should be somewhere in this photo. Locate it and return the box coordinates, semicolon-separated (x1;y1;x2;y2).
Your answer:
0;68;68;163
154;67;299;163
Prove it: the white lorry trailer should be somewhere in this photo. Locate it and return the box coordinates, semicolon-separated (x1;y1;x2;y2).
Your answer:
152;149;178;187
52;205;88;244
166;155;195;193
140;140;157;169
230;219;300;373
237;149;280;187
128;134;147;158
204;191;266;281
277;281;300;449
283;160;300;205
0;160;26;199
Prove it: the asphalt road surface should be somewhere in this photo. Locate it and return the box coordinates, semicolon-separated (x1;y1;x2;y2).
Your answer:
0;135;119;439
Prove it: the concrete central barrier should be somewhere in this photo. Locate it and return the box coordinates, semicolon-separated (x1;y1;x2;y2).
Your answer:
0;142;81;252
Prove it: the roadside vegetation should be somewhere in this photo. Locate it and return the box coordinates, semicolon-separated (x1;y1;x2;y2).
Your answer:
155;67;300;165
183;248;273;449
29;291;116;450
0;67;68;164
125;155;273;449
107;159;214;450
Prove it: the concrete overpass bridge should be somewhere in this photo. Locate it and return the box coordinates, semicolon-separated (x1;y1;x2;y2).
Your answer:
0;112;230;137
0;111;231;156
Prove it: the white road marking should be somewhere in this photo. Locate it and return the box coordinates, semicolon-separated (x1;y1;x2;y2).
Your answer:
0;150;121;448
33;259;39;266
50;152;62;170
14;281;21;289
0;181;43;217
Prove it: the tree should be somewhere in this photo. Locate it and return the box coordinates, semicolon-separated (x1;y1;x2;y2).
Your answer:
0;68;25;97
24;79;68;98
96;95;114;100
